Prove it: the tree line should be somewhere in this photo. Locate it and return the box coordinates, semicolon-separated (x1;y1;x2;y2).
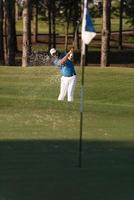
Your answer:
0;0;133;67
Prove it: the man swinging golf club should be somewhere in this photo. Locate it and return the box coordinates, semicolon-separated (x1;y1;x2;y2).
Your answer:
50;48;77;102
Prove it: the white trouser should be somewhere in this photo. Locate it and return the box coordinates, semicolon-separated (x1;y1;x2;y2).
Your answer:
58;75;77;102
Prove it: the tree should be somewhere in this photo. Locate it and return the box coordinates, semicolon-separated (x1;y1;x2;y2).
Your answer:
47;0;56;50
48;0;52;50
4;0;16;65
64;4;72;51
32;0;38;43
0;0;4;65
125;0;134;28
15;0;19;21
72;0;81;50
52;0;56;48
101;0;111;67
119;0;123;49
22;0;31;67
3;0;8;64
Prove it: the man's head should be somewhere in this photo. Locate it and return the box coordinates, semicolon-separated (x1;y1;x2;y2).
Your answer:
50;48;56;56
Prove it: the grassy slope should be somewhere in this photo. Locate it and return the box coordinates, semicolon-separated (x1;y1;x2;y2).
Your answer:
0;66;134;200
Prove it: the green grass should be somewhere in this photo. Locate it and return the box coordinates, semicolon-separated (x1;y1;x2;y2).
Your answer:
94;17;132;32
16;18;132;34
0;66;134;140
0;66;134;200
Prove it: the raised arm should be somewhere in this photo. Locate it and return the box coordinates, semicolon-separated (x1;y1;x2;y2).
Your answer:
59;49;73;65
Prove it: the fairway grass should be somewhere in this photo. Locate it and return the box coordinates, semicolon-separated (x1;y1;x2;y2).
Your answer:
0;66;134;140
0;66;134;200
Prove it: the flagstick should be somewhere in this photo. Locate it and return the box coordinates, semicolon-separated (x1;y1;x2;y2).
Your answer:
78;0;96;168
79;41;86;168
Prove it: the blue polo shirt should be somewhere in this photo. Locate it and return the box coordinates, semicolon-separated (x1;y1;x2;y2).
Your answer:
52;57;76;77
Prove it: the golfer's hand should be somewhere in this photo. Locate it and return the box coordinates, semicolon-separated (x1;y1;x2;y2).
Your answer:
70;48;74;52
68;49;73;56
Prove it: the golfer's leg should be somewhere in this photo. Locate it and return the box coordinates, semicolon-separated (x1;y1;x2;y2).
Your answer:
67;76;77;102
58;76;68;101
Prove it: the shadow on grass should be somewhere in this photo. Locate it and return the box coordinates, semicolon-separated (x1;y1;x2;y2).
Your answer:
0;139;134;200
74;49;134;65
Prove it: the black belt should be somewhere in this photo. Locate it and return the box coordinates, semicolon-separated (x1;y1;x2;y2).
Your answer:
64;74;76;77
64;75;73;77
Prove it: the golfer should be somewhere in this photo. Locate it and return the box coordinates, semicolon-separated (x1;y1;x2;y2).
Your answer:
50;48;77;102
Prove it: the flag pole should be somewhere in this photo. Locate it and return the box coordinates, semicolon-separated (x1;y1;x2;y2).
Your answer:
78;0;96;168
78;41;86;168
78;0;87;168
